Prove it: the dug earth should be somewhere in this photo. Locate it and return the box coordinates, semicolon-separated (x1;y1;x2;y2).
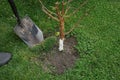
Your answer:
33;37;79;74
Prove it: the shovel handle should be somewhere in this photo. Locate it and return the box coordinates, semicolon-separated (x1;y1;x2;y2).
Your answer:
8;0;21;24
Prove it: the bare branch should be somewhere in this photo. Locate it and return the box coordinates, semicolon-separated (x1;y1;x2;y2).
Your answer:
39;0;59;21
42;9;59;21
64;6;79;16
65;6;71;15
65;6;95;35
45;7;57;16
69;0;88;17
39;0;57;15
63;0;73;15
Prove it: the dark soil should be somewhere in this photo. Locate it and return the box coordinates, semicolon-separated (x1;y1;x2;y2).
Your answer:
34;37;79;74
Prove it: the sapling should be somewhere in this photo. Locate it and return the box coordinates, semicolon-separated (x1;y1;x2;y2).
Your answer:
39;0;94;51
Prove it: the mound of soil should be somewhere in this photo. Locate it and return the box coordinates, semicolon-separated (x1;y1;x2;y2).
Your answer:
34;37;79;74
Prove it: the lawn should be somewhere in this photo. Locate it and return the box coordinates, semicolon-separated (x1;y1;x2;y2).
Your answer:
0;0;120;80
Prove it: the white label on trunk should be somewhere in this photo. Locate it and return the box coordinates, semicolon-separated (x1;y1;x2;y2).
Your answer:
59;39;64;51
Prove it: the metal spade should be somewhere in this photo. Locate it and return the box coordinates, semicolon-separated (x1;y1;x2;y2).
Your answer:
8;0;44;47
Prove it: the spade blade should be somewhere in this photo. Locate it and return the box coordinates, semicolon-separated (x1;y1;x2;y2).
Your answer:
14;16;44;47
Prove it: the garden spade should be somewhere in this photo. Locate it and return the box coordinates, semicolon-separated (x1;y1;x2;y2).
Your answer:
8;0;44;47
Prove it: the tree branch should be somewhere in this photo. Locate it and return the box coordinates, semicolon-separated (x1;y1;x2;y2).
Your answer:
42;9;59;21
65;6;70;15
65;6;95;35
39;0;56;15
44;7;57;16
64;0;73;15
39;0;59;21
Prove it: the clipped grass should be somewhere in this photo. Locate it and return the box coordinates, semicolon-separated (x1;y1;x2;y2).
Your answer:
0;0;120;80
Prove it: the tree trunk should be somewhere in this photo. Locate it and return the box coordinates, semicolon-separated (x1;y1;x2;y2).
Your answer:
59;17;65;51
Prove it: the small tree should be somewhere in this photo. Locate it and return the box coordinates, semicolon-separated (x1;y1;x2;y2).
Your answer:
39;0;94;51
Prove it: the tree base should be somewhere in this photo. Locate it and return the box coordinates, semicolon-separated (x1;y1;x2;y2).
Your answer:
31;37;79;74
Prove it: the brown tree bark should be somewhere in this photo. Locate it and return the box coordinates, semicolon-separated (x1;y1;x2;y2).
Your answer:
55;2;65;40
59;17;65;39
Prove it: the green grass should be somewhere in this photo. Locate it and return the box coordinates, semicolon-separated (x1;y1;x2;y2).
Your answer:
0;0;120;80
